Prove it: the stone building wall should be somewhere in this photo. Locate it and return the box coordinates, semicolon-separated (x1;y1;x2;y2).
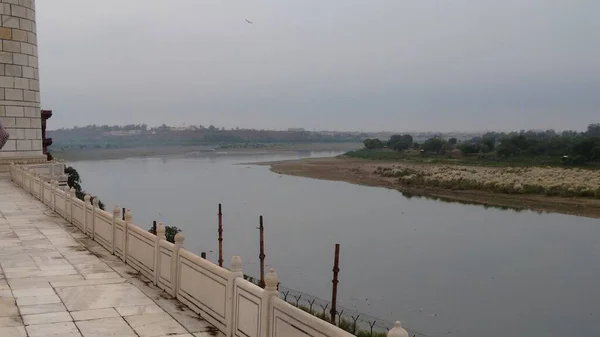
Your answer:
0;0;44;164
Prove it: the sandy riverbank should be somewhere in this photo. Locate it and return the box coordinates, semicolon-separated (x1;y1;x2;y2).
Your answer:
266;157;600;219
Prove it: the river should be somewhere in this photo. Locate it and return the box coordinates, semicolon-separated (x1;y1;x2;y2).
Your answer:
69;152;600;337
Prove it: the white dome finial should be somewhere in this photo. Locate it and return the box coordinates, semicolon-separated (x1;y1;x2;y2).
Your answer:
387;321;409;337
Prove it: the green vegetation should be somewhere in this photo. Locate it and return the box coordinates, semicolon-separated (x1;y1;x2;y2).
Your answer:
64;166;105;210
148;225;181;244
350;123;600;167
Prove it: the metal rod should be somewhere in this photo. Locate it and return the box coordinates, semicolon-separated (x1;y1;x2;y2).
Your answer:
152;220;157;235
201;252;206;259
330;243;340;324
258;215;266;288
122;207;125;221
218;203;223;267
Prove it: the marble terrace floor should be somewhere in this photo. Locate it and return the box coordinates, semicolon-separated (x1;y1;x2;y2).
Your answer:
0;178;223;337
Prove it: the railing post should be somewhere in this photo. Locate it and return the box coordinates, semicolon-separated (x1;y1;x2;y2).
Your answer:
28;170;33;193
52;180;58;212
171;233;184;298
40;178;44;204
260;268;279;337
49;180;53;210
155;223;166;286
69;187;75;224
39;175;43;201
91;197;99;240
63;186;68;219
111;205;119;255
84;194;91;236
123;209;132;263
387;321;409;337
63;185;67;218
229;256;243;337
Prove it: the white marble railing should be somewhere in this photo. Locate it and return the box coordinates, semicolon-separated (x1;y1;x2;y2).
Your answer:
9;164;409;337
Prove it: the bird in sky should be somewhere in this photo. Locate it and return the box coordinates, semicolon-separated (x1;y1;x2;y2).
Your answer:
245;19;253;24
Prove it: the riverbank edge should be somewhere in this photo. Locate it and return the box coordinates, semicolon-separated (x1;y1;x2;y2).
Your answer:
262;157;600;219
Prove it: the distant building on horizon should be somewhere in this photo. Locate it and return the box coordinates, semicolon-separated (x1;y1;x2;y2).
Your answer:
287;128;306;132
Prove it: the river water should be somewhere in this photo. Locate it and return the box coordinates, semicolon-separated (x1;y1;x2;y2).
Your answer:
70;152;600;337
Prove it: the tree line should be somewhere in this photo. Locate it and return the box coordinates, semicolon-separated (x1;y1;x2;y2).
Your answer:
363;123;600;165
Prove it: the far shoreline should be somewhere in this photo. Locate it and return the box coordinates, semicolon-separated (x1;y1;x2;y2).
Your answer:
264;157;600;219
52;143;362;162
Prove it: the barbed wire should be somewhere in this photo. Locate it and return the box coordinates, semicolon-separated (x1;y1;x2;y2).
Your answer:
243;274;433;337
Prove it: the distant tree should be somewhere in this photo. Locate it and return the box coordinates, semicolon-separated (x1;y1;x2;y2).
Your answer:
562;130;580;138
587;124;600;137
388;134;413;151
448;138;458;145
363;138;384;150
482;139;495;152
571;137;599;161
422;138;444;153
592;146;600;161
459;143;481;155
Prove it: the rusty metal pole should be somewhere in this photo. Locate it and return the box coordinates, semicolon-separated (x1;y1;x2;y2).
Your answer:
122;207;126;221
258;216;266;288
152;220;157;235
201;252;206;259
218;204;223;267
330;243;340;325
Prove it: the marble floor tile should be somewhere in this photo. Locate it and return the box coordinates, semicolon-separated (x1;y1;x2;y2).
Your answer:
0;326;27;337
73;263;113;274
7;275;84;290
0;298;20;317
16;294;62;306
50;278;126;288
125;313;188;337
6;279;53;290
56;283;154;311
0;316;23;327
83;271;122;280
22;311;73;325
12;287;56;298
76;317;137;337
71;308;120;321
115;303;165;317
5;269;79;279
19;303;67;315
0;289;13;297
3;267;40;274
26;321;81;337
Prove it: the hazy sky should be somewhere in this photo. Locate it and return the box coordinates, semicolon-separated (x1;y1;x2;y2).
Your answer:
37;0;600;132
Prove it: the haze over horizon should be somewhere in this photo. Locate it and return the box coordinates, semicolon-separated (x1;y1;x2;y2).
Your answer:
37;0;599;132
